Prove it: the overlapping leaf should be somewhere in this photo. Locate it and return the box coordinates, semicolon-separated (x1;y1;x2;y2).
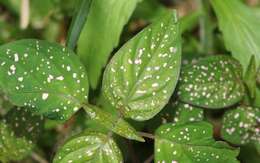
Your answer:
0;39;89;120
84;105;144;142
53;131;123;163
0;107;44;162
211;0;260;71
221;106;260;145
178;55;245;109
78;0;141;89
155;121;239;163
173;102;204;125
103;12;182;121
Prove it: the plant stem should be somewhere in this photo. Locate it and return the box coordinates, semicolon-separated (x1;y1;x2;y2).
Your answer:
31;152;49;163
138;132;155;140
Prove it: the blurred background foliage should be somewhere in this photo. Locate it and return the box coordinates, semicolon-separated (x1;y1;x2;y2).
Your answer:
0;0;260;162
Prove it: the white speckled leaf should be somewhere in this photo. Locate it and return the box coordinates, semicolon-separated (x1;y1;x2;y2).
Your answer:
0;107;44;162
84;105;144;142
221;106;260;145
103;11;181;121
178;55;245;109
0;39;89;120
173;102;204;125
53;131;123;163
155;121;239;163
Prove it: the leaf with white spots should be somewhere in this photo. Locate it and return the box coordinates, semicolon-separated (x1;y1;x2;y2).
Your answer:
221;106;260;145
53;131;123;163
0;39;89;120
0;107;44;162
155;121;239;163
178;55;245;109
84;105;144;142
173;102;204;125
103;11;181;121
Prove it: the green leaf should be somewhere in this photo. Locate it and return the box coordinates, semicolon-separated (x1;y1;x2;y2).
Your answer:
180;10;202;33
221;106;260;145
178;55;245;109
132;0;168;22
84;105;144;142
211;0;260;72
173;102;204;125
244;56;257;99
78;0;141;89
0;39;89;121
155;121;239;163
53;131;123;163
66;0;92;50
0;107;44;162
103;11;181;121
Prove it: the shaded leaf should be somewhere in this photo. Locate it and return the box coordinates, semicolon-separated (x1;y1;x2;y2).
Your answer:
244;56;257;99
178;55;245;109
0;39;89;120
53;131;123;163
211;0;260;71
0;107;44;162
155;121;239;163
103;12;181;121
78;0;141;89
84;105;144;142
66;0;92;50
221;106;260;145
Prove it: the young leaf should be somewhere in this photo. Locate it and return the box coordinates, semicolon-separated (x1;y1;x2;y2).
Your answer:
53;131;123;163
221;106;260;145
0;39;89;120
78;0;141;89
155;121;239;163
173;102;204;125
103;11;181;121
0;107;44;162
211;0;260;72
84;105;144;142
178;55;245;109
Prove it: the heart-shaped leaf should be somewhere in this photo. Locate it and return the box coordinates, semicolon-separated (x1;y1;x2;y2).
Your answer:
0;39;89;120
155;121;239;163
173;102;204;125
53;131;123;163
0;107;44;162
221;106;260;145
84;105;144;142
103;11;181;121
178;55;245;109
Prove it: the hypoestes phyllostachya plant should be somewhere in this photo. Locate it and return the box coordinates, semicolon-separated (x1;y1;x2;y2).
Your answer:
0;0;260;162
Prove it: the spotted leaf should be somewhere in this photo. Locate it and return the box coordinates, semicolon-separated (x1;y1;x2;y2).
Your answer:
173;102;204;125
53;131;123;163
84;105;144;142
0;39;89;120
178;55;245;109
0;107;44;162
155;121;239;163
221;106;260;145
103;11;181;121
